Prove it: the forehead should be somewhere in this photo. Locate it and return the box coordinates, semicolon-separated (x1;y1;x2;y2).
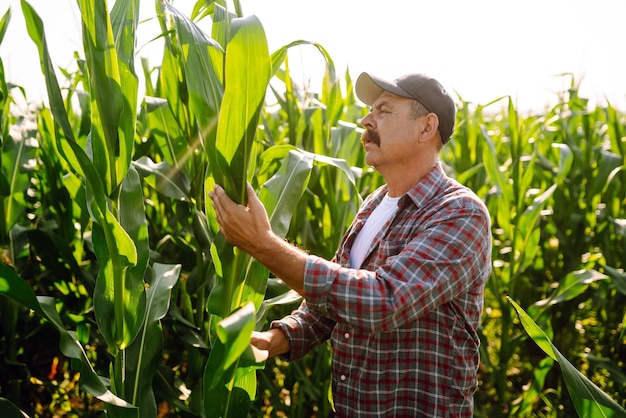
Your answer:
372;91;415;108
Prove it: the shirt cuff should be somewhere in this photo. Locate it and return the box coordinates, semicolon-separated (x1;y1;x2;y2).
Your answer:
303;254;342;314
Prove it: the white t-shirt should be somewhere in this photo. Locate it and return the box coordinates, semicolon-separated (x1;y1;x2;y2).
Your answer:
350;194;400;269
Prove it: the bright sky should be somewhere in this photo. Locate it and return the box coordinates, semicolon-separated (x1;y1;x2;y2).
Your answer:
3;0;626;112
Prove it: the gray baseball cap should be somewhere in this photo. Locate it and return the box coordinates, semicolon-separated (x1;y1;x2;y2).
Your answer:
355;72;456;143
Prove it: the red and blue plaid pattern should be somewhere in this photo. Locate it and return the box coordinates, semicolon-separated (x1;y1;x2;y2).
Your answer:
273;164;492;417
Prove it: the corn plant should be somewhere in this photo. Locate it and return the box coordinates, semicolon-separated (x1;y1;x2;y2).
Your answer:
1;1;625;417
509;298;626;417
16;1;183;417
447;89;625;416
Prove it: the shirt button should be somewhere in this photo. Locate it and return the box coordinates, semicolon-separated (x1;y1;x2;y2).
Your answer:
340;375;346;381
344;332;350;339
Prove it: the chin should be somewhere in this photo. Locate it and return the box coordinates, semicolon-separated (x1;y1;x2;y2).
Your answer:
364;155;377;168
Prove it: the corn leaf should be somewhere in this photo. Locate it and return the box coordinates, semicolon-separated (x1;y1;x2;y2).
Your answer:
270;40;336;82
148;50;189;169
0;8;9;160
532;269;608;310
110;0;140;184
204;302;257;418
20;0;138;269
214;15;270;203
481;126;514;239
205;14;270;318
20;0;80;171
163;1;224;140
1;115;37;235
602;264;626;296
509;297;626;417
513;183;556;275
133;156;191;201
0;262;137;412
78;0;124;192
0;7;10;44
0;397;25;418
117;263;180;416
239;149;314;312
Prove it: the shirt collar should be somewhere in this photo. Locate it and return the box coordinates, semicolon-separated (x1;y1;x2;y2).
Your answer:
400;163;447;210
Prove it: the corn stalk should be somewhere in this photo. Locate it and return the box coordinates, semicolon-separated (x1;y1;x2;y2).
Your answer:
20;1;181;416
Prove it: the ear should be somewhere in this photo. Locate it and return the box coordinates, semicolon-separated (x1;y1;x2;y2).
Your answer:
418;113;440;143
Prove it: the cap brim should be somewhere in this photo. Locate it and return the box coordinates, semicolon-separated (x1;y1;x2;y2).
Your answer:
356;72;416;105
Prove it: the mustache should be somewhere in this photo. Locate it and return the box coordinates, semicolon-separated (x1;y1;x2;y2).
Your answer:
361;129;380;146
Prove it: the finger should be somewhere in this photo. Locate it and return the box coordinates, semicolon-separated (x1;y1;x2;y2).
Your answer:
211;184;234;214
246;183;265;214
208;185;222;208
249;345;269;362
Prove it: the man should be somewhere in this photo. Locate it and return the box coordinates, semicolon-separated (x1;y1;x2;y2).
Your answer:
210;72;492;417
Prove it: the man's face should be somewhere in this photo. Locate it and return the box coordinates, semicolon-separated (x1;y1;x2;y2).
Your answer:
359;92;424;171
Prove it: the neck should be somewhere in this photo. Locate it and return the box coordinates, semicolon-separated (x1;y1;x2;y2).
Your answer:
384;160;438;197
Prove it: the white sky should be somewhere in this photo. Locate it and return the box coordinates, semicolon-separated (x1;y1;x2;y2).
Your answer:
2;0;626;112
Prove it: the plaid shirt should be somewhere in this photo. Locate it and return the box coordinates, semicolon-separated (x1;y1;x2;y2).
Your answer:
272;164;492;417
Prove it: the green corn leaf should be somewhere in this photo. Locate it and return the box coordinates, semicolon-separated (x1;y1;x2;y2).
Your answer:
163;1;224;138
509;297;626;418
532;269;608;311
601;264;626;296
481;126;514;239
592;149;622;197
110;0;139;184
262;149;315;238
204;13;271;319
119;263;180;415
0;262;137;412
117;164;150;333
513;183;557;275
78;0;137;193
214;15;271;204
0;7;10;44
204;302;259;418
20;0;82;173
133;156;191;201
93;166;147;353
147;52;190;169
0;397;26;418
0;262;41;313
1;114;37;235
256;288;302;329
206;147;315;317
0;8;9;135
207;3;234;49
225;367;257;417
239;149;315;312
270;40;336;81
551;142;574;184
23;0;140;353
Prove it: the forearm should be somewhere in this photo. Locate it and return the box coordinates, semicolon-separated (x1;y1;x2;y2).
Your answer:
247;232;307;295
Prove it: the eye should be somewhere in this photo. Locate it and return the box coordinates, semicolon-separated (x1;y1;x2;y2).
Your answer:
376;105;389;113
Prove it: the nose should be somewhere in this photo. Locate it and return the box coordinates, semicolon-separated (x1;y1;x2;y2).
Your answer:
359;111;375;129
